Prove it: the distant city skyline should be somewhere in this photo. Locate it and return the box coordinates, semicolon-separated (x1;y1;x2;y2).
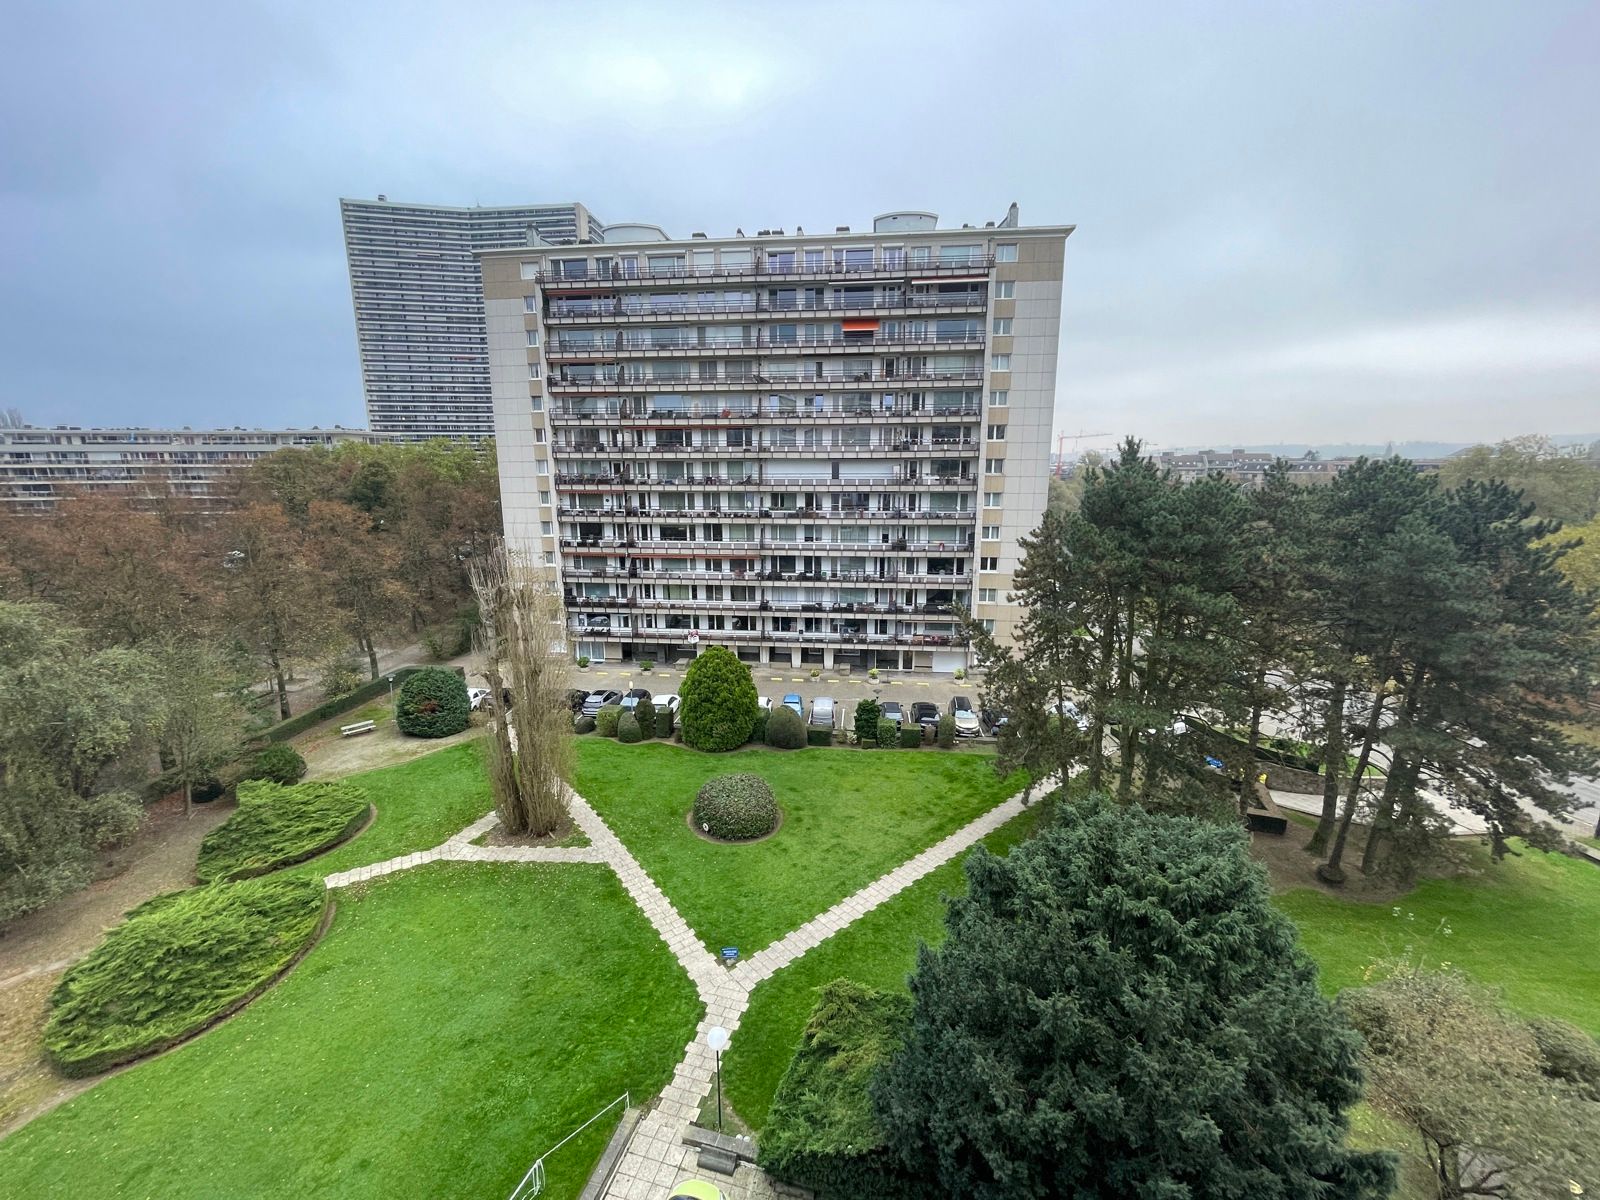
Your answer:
4;1;1596;447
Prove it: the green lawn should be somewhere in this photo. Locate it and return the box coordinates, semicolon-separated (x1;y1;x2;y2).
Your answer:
283;741;491;879
573;739;1026;955
0;864;701;1200
1277;844;1600;1036
723;808;1040;1131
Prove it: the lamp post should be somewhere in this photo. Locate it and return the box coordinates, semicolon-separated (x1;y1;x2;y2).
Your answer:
387;674;396;708
707;1025;730;1132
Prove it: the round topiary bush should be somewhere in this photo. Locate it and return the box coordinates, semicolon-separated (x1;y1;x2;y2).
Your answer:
680;645;759;752
635;700;658;739
617;712;643;743
574;714;597;734
243;743;307;786
595;704;622;737
766;705;806;750
395;667;470;738
693;774;780;841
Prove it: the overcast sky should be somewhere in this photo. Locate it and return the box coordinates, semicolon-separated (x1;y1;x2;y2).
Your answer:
4;0;1597;450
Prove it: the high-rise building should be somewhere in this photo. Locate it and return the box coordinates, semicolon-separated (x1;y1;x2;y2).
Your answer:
340;197;605;442
479;206;1069;672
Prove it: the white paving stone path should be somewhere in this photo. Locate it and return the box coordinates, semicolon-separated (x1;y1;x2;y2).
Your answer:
319;775;1043;1199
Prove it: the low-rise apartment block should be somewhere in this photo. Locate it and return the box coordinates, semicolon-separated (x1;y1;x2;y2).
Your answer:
480;206;1070;671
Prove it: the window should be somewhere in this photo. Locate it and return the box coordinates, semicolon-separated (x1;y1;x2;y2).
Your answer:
940;243;981;265
989;390;1008;406
983;525;1001;540
982;618;996;634
980;557;999;572
534;428;546;443
984;490;1003;507
991;354;1011;371
804;249;825;270
520;261;539;280
541;521;552;536
526;328;540;346
543;551;555;565
987;424;1007;440
528;359;541;377
978;588;998;603
992;318;1012;335
554;258;588;279
530;397;542;411
995;243;1019;262
766;250;795;271
995;280;1015;299
539;490;551;505
985;458;1005;475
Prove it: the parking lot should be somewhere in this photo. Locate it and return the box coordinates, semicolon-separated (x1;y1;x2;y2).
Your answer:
571;660;990;732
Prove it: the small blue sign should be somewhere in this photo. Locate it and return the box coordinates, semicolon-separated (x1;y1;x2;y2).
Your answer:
721;947;739;962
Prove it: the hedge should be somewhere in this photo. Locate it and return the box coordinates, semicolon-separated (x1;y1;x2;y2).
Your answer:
260;667;423;743
694;773;780;841
750;709;770;745
807;728;833;747
654;703;674;739
854;699;881;745
898;725;924;749
877;718;900;749
617;712;643;743
43;875;329;1077
396;667;470;738
766;706;806;750
196;779;371;883
936;715;956;749
759;980;921;1200
596;704;622;737
681;645;759;751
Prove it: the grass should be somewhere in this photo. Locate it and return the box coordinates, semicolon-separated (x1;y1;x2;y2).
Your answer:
1;864;701;1200
42;876;328;1077
1277;843;1600;1036
574;739;1026;955
723;808;1039;1131
281;741;492;879
197;780;371;882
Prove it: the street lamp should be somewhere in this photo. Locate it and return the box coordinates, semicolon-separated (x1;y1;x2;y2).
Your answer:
387;675;396;707
707;1025;730;1132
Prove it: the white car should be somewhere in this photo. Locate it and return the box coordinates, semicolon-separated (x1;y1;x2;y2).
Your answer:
468;687;493;711
654;693;681;715
757;697;773;712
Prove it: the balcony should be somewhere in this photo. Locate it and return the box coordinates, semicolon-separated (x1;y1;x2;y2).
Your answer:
552;439;978;458
543;292;988;323
548;365;985;394
537;252;994;289
548;398;983;423
546;330;986;360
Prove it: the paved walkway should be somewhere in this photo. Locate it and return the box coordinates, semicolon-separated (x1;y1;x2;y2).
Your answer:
320;776;1041;1199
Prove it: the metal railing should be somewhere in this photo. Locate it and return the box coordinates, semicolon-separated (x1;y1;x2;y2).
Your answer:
548;330;985;355
507;1091;630;1200
549;399;983;420
539;252;994;285
545;292;988;319
548;366;984;389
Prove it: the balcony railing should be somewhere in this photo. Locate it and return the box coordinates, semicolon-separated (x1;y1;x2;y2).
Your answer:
563;623;970;648
538;252;994;287
544;293;987;320
555;438;978;457
549;366;985;391
547;330;986;357
549;398;983;421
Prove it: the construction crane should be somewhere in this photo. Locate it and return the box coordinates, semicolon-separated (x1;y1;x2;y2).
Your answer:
1054;430;1112;477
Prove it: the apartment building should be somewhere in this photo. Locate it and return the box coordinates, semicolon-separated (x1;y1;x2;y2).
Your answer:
340;197;605;442
480;207;1070;672
0;425;396;512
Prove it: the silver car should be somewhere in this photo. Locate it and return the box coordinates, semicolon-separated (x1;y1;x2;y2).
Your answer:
809;696;835;728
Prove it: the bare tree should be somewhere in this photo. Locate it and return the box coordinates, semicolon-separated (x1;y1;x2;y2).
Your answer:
469;542;573;836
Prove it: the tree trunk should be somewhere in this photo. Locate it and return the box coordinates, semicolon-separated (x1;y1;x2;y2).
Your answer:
1114;605;1138;804
270;652;291;720
1320;684;1390;882
364;634;380;681
1247;665;1268;751
184;778;192;819
1307;679;1347;855
1360;680;1428;874
1085;589;1118;793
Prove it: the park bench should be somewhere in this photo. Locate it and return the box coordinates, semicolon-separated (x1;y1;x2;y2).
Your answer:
340;720;377;738
1245;778;1289;836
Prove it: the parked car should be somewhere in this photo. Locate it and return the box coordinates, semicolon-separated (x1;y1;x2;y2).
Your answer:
809;696;835;728
653;693;680;715
757;696;773;712
581;689;621;716
982;705;1010;735
949;695;982;738
468;687;492;711
910;701;940;729
879;700;904;727
620;687;652;711
781;693;803;716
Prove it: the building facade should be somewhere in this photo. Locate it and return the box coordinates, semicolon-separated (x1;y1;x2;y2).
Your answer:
480;207;1070;672
340;197;605;442
0;425;395;512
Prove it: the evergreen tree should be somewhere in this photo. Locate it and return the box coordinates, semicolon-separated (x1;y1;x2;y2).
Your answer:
874;802;1394;1199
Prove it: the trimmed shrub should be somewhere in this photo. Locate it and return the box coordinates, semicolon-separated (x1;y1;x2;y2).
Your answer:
693;773;780;841
853;699;881;745
617;712;643;743
766;706;806;750
197;780;370;883
44;875;328;1077
877;718;900;749
656;704;675;739
898;725;923;749
639;659;655;672
953;667;967;681
577;655;590;668
259;667;422;743
680;645;759;752
807;728;833;747
242;742;307;786
574;714;597;734
595;704;622;737
750;709;770;744
936;715;956;749
635;699;658;739
395;667;469;738
759;980;920;1200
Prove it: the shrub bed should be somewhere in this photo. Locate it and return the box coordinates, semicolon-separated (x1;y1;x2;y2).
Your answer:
898;725;924;749
653;702;673;739
595;704;622;737
196;780;371;883
43;875;329;1077
877;718;900;749
396;667;470;738
766;706;806;750
681;645;759;751
807;728;833;747
242;743;307;786
936;715;955;749
693;773;781;841
259;667;422;743
759;980;920;1200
